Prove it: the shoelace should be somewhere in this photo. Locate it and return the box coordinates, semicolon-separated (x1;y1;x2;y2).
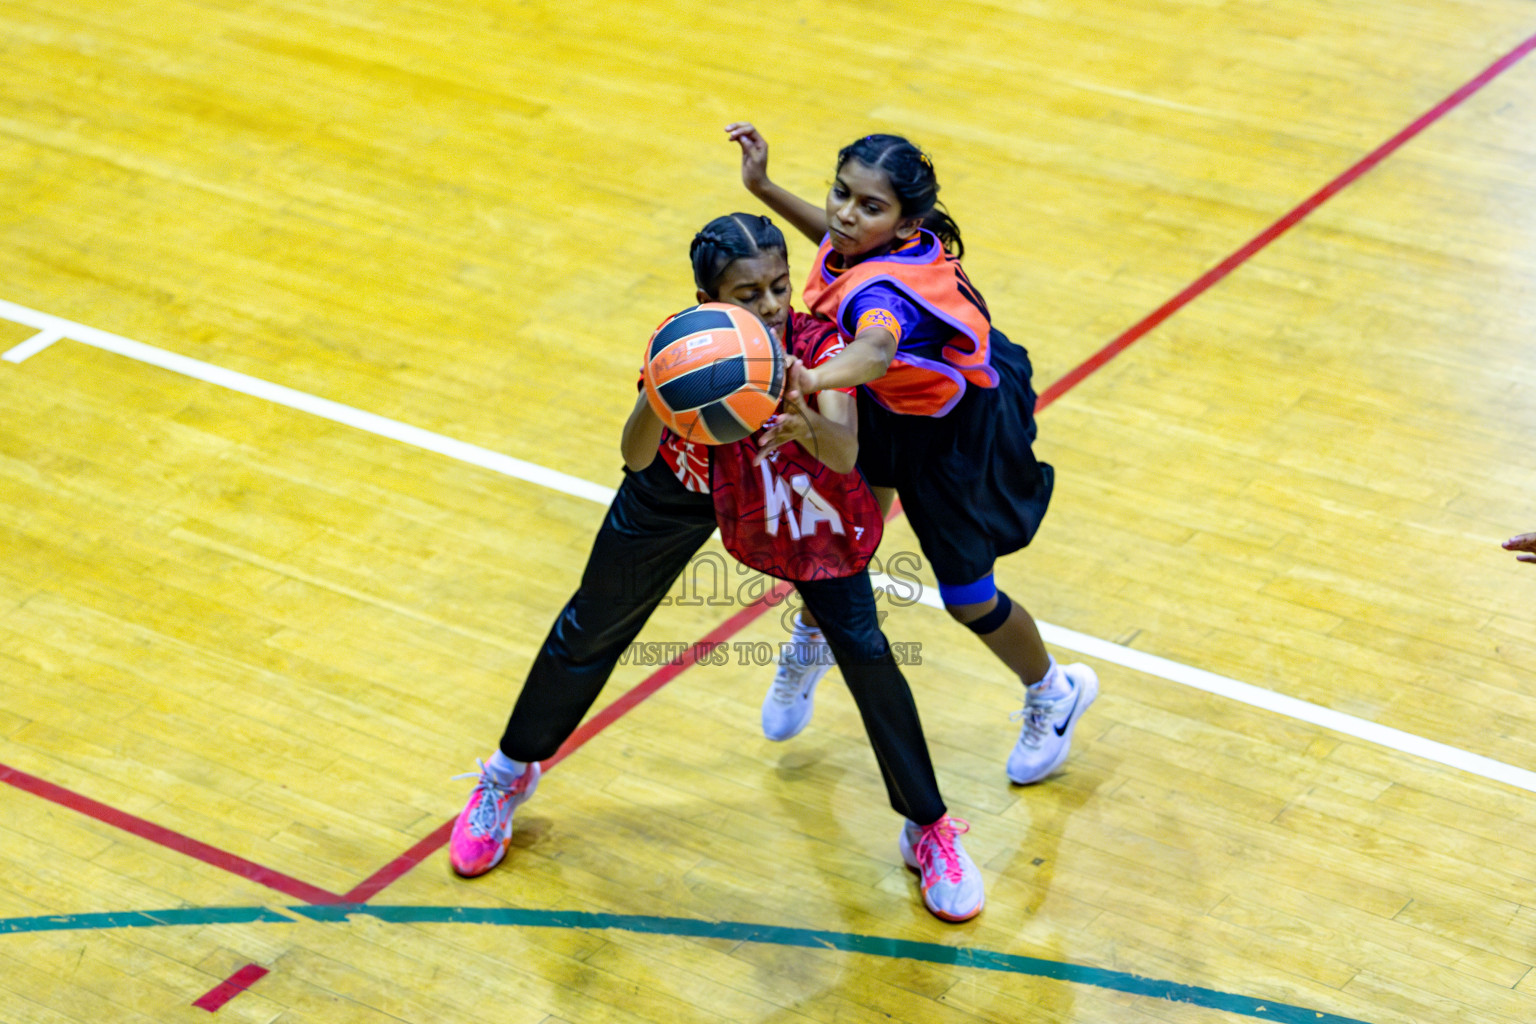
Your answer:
915;816;971;884
769;633;825;704
1009;686;1070;747
452;760;513;838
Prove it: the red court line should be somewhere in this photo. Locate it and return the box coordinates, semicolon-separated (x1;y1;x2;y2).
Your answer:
192;964;269;1012
338;589;794;904
541;589;795;772
1034;30;1536;412
195;602;798;1004
0;762;343;906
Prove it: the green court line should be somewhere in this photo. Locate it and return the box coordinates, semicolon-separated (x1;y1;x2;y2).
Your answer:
0;903;1371;1023
0;906;292;933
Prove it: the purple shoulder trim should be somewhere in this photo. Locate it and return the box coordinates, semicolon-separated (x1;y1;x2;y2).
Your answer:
835;273;983;355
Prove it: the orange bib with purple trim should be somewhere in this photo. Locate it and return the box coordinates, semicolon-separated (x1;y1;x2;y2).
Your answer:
803;231;997;417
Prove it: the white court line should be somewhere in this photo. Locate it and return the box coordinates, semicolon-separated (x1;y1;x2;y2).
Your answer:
878;570;1536;794
2;327;64;363
0;299;615;505
4;296;1534;795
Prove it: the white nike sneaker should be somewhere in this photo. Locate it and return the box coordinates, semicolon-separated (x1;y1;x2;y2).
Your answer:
1006;663;1098;784
760;627;831;741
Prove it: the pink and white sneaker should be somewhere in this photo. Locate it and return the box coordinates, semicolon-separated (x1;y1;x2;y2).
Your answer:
449;759;541;877
900;815;985;922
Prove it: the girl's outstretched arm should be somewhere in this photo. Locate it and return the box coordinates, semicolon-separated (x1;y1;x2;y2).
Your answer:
727;122;827;245
788;326;898;394
756;361;858;474
621;392;664;470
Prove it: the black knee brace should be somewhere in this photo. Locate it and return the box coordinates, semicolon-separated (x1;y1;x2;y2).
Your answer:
963;590;1013;635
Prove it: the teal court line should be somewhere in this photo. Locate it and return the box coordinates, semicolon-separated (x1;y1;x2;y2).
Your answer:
0;903;1372;1023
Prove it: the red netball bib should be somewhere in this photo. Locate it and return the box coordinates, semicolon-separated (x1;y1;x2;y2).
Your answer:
710;315;883;580
712;438;883;580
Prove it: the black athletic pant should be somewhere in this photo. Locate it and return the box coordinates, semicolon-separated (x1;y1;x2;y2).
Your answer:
498;458;946;826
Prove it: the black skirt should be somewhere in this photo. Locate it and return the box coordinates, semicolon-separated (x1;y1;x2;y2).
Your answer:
856;328;1054;587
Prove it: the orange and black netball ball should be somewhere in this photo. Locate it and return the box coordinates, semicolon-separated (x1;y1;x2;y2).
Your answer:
642;302;784;444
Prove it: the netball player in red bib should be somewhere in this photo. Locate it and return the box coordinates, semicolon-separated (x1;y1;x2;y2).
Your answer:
448;214;984;922
728;123;1097;786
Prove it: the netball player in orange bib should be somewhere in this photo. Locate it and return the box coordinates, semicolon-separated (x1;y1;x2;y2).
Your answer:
728;124;1097;786
449;214;984;922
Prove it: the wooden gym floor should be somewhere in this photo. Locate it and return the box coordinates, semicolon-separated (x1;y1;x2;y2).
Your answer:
2;1;1536;1021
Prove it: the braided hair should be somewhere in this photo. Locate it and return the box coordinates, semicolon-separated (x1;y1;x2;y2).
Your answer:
837;134;963;258
689;213;788;296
